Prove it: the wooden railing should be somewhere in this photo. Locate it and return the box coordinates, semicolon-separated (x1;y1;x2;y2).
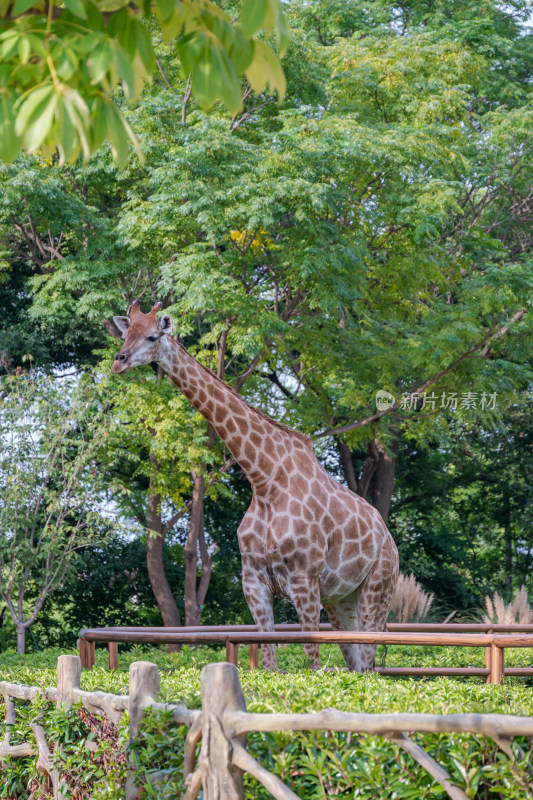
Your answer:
0;655;200;800
78;624;533;684
3;656;533;800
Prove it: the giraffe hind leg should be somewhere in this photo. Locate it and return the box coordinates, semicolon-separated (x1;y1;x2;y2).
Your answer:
323;594;363;672
357;539;398;671
324;536;399;672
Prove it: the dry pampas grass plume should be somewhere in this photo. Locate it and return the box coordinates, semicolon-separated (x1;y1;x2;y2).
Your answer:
483;586;533;625
388;573;434;623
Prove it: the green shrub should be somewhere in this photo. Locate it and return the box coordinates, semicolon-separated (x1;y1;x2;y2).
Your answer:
1;647;533;798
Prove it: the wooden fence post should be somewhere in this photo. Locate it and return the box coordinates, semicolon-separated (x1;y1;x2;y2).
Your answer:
199;662;247;800
484;646;492;684
226;640;239;667
57;655;81;711
490;643;505;685
52;656;82;799
249;644;259;670
79;639;95;670
109;642;119;671
126;661;160;800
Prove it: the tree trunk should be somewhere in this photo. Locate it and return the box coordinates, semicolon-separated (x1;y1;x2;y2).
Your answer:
16;625;25;654
336;438;358;494
184;471;212;627
372;438;399;524
147;485;182;651
357;440;380;500
503;488;512;596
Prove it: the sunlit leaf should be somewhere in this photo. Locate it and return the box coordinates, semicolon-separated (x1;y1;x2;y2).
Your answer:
179;31;241;112
0;97;21;162
245;39;286;100
11;0;38;15
240;0;268;37
64;0;87;19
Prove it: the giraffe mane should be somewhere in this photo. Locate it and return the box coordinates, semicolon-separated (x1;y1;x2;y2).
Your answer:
171;337;313;450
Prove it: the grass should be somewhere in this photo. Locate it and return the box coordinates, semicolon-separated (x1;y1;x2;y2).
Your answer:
2;642;533;713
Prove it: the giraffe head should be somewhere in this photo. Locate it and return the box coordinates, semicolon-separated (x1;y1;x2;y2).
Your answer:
111;300;173;374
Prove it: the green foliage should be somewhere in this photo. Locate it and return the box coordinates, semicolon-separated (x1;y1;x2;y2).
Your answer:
0;0;288;165
391;393;533;610
2;647;533;798
0;0;531;622
0;372;117;651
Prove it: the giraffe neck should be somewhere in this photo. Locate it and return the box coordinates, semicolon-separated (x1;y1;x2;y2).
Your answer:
157;336;301;488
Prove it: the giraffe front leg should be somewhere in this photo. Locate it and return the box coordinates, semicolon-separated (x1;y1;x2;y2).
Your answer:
289;573;322;669
242;564;277;670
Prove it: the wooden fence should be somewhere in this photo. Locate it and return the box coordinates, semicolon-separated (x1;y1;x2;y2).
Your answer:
79;624;533;684
2;655;533;800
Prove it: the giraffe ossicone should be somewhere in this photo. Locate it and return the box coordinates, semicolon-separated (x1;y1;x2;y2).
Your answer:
111;302;399;671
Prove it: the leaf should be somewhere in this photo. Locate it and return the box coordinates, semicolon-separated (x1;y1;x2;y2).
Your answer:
17;36;31;64
265;0;289;54
84;1;104;32
155;0;175;23
56;96;79;165
118;13;138;59
113;42;137;99
63;87;90;155
0;97;21;162
26;34;47;59
11;0;38;14
179;31;241;112
160;3;186;40
0;31;21;61
228;31;253;74
64;0;87;19
245;39;286;100
240;0;268;37
133;19;155;74
14;83;54;136
87;42;113;84
55;46;79;81
21;89;58;151
89;96;109;149
101;97;143;167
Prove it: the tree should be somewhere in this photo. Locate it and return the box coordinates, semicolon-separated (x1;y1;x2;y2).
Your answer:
97;358;217;634
0;371;112;651
31;534;181;647
0;0;288;165
0;0;531;623
390;391;533;611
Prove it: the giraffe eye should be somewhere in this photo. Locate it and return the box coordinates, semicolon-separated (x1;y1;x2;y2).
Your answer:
147;335;158;342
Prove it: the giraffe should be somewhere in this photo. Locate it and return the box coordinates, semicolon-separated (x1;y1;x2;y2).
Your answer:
111;301;399;671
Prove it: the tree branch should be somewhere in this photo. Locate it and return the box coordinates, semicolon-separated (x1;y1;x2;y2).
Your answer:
317;309;527;437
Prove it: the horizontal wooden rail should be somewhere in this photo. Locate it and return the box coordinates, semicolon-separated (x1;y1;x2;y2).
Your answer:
83;622;533;633
78;626;533;684
377;667;491;677
227;707;533;737
226;631;494;646
80;629;230;643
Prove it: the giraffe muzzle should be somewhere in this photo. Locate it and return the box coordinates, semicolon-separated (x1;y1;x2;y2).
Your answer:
111;351;130;373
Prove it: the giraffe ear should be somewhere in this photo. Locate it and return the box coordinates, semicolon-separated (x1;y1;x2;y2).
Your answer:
158;315;173;334
113;316;130;338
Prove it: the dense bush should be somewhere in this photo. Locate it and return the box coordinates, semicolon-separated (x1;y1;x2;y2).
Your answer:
1;647;533;798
